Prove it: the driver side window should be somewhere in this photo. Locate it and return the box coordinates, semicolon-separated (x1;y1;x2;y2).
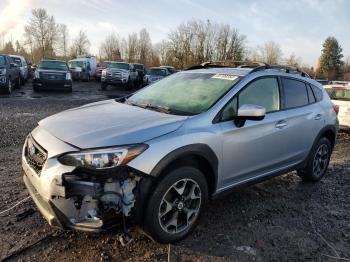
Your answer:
221;77;280;121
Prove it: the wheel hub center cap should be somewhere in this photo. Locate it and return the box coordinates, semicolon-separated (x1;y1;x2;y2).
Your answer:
177;201;184;210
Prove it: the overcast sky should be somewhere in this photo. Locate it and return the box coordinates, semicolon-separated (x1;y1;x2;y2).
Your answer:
0;0;349;66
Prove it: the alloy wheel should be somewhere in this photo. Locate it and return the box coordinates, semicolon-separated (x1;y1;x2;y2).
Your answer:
158;178;202;234
313;144;329;177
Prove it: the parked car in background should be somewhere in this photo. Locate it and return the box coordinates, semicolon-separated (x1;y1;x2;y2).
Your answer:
22;62;338;244
160;65;177;74
0;54;21;94
101;62;138;90
133;63;146;86
316;79;329;85
95;61;109;82
329;81;350;86
68;56;96;82
10;55;29;85
33;59;72;92
144;67;170;85
325;85;350;131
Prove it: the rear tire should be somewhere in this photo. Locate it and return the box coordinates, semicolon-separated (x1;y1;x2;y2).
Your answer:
15;76;21;89
297;137;331;182
144;166;208;243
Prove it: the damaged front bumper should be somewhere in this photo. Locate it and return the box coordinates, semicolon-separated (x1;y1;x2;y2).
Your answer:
22;129;148;233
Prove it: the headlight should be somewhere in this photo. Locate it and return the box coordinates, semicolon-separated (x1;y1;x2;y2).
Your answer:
66;72;72;80
58;144;148;170
102;70;107;76
0;68;7;75
34;70;39;79
122;73;129;79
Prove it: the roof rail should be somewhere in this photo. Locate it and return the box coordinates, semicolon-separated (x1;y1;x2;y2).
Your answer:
250;64;310;78
185;60;310;78
185;60;268;70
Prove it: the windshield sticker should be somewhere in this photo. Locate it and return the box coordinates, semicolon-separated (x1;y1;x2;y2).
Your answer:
212;74;238;81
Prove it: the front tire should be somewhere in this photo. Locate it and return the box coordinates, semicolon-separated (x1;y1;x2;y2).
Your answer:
15;76;21;89
298;137;331;182
101;82;107;90
144;166;208;243
5;78;12;94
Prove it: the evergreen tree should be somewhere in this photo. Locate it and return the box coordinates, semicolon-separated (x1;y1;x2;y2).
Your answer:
319;37;343;80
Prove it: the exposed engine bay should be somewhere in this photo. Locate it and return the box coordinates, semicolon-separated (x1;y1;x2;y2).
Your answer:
53;167;147;235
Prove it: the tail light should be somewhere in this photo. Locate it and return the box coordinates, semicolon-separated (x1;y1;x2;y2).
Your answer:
332;104;339;115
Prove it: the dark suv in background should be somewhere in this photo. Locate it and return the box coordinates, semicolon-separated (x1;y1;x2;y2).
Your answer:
33;59;72;92
0;54;21;94
133;63;146;86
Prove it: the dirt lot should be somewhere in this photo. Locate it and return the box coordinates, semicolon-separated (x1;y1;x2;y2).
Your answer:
0;80;349;262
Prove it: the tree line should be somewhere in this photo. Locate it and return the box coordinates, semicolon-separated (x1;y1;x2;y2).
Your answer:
0;8;349;80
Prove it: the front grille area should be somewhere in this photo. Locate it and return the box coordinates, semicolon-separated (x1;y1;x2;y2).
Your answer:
25;137;47;175
40;72;66;80
107;72;122;79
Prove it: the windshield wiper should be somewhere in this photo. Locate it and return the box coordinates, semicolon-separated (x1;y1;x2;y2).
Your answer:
125;99;170;113
125;99;195;116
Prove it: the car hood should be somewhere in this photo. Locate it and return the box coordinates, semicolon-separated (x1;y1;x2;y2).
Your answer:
38;99;188;149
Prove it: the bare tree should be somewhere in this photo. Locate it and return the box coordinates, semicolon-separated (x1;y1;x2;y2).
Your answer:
284;53;302;67
138;28;152;65
126;33;138;62
57;24;69;59
24;8;57;59
165;20;246;68
99;33;121;60
71;30;90;57
257;41;283;64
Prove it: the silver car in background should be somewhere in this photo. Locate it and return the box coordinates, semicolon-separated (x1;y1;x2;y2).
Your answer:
22;62;338;244
10;55;29;85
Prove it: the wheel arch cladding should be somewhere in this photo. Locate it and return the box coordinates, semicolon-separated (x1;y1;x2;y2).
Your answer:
150;144;218;197
322;128;336;149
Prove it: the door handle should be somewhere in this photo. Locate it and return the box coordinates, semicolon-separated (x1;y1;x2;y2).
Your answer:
314;114;323;120
275;120;287;129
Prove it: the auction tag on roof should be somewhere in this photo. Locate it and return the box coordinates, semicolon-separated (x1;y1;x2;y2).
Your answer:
212;74;238;81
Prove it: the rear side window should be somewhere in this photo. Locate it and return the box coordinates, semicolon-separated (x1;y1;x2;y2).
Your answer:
310;84;323;102
282;78;309;109
307;84;316;103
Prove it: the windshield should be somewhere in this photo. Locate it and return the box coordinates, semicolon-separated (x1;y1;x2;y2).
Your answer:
12;57;22;66
69;61;85;68
326;88;350;101
134;64;144;70
162;67;176;73
39;61;68;71
149;68;167;76
108;63;129;70
98;62;108;68
0;56;5;66
127;72;240;115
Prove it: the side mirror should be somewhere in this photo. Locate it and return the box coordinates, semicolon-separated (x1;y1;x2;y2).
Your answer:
234;104;266;127
10;63;17;68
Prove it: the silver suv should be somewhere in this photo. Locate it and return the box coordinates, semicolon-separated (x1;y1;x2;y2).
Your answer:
22;62;338;244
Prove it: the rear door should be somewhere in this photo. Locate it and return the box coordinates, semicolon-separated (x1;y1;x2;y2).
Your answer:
280;78;325;163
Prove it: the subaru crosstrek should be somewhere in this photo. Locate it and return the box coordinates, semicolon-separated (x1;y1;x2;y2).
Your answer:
22;63;338;243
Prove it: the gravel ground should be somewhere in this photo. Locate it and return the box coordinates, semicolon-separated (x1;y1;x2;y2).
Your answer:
0;80;349;262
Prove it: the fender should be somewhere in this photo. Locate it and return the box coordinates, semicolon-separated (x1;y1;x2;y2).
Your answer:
149;143;219;190
300;124;337;169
